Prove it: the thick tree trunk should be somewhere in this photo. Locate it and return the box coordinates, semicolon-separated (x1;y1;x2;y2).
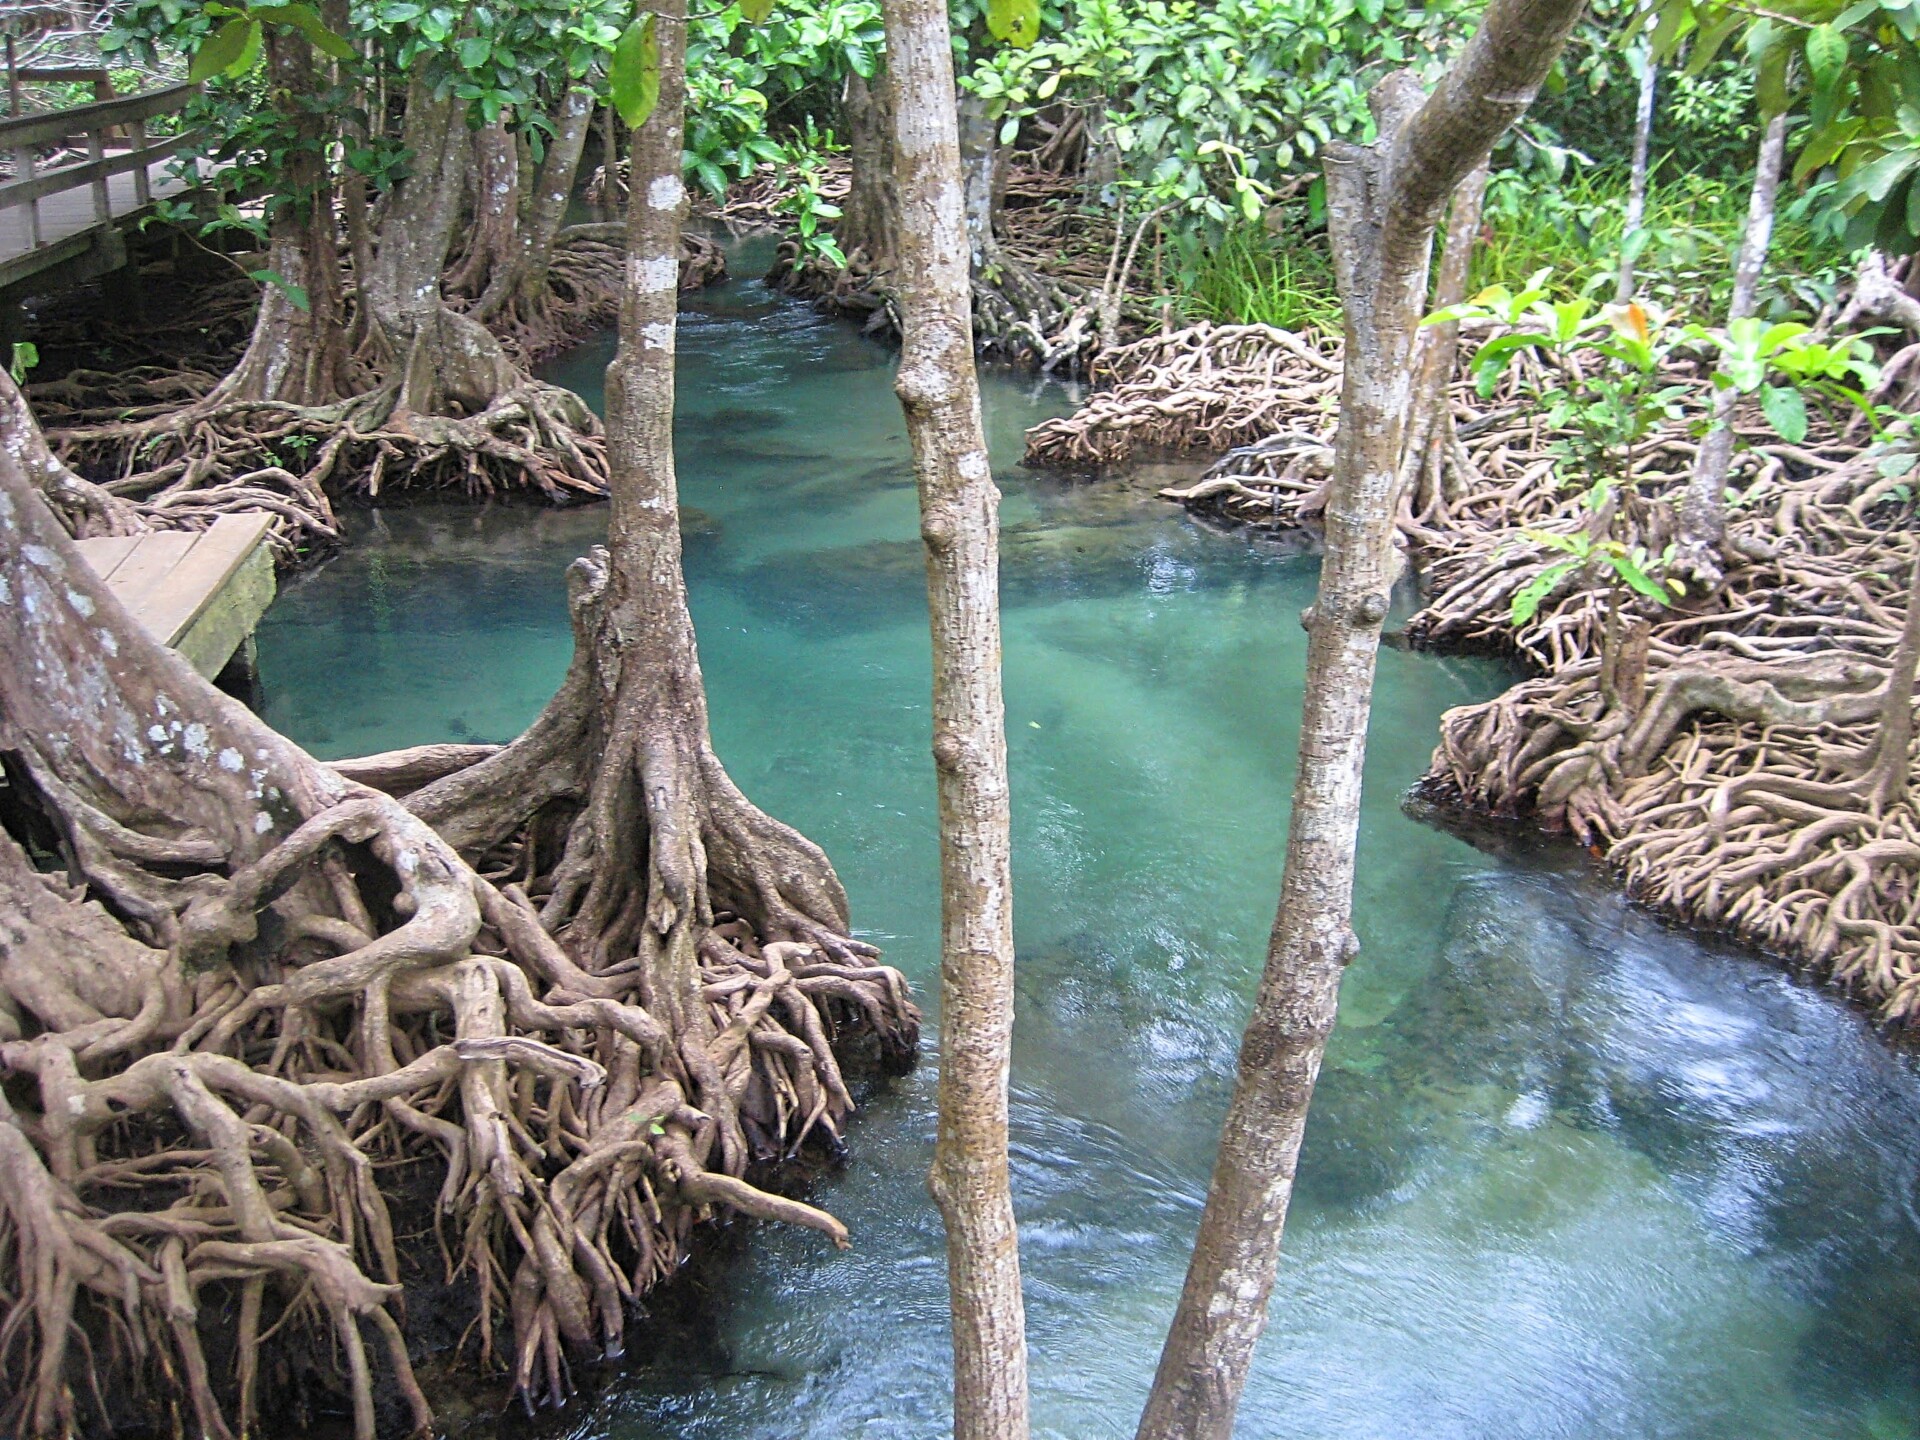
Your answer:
447;118;522;299
1133;6;1586;1438
883;0;1029;1436
1677;108;1787;581
840;69;901;277
212;26;352;406
1614;47;1658;304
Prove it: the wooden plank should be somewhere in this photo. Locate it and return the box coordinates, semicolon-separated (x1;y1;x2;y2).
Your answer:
173;540;275;680
0;130;202;213
138;512;273;645
103;530;197;623
0;83;194;150
72;533;141;582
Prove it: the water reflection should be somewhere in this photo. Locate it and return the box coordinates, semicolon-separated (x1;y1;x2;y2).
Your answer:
256;241;1920;1440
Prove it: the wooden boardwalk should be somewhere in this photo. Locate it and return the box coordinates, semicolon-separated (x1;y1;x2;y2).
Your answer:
0;84;217;294
1;157;204;286
75;513;277;679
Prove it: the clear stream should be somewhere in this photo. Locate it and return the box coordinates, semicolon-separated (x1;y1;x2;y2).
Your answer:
258;241;1920;1439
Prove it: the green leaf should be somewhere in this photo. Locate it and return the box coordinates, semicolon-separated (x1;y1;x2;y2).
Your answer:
986;0;1040;47
189;17;256;82
1805;24;1847;91
1760;383;1809;443
1511;559;1580;626
9;341;38;385
458;35;491;69
1606;552;1672;604
250;268;311;313
739;0;775;20
610;13;660;128
252;3;356;59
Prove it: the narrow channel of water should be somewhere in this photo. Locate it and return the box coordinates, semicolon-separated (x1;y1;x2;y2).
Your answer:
257;241;1920;1439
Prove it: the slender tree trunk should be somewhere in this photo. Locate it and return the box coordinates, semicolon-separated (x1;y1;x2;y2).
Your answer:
1404;162;1489;512
1677;108;1787;579
1614;45;1658;304
840;69;901;276
956;88;1001;271
599;105;622;220
505;85;598;314
882;0;1029;1435
1133;6;1586;1438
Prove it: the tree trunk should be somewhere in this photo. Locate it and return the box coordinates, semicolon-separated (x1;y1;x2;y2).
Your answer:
1133;5;1586;1437
957;88;1001;272
840;69;901;277
1404;162;1489;513
447;117;522;299
882;0;1029;1436
1676;108;1787;582
211;25;352;406
1614;45;1658;304
505;85;599;314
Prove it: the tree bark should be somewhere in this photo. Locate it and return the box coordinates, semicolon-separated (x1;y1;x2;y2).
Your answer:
1677;108;1787;580
506;85;599;315
212;25;352;406
447;117;522;299
1614;45;1658;304
1133;5;1586;1437
882;0;1029;1436
957;88;1001;272
840;69;901;277
1404;162;1488;513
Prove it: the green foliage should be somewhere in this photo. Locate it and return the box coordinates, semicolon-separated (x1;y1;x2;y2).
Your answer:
1690;315;1883;441
1176;222;1340;333
9;343;38;386
1438;270;1883;488
1434;276;1690;490
986;0;1040;47
249;266;312;312
610;13;660;128
965;0;1467;275
773;130;849;267
1471;168;1838;324
1508;518;1683;625
1643;0;1920;250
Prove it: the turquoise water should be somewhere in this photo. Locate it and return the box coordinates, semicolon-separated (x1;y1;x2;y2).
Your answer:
257;244;1920;1439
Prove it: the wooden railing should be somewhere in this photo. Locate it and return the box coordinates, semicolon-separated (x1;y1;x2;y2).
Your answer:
0;82;200;252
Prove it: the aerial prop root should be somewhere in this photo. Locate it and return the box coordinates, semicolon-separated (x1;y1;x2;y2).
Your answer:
43;372;609;553
4;743;912;1435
